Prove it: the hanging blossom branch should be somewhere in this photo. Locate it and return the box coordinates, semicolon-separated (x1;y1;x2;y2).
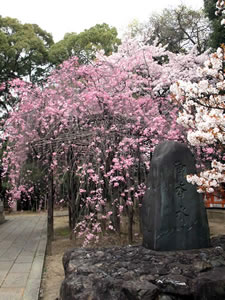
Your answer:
171;45;225;193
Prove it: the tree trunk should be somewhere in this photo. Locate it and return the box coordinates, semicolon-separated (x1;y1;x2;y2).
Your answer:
68;204;72;230
47;168;54;255
128;207;133;244
112;201;120;234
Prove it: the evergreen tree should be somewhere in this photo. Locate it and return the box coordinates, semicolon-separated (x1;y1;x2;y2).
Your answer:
204;0;225;49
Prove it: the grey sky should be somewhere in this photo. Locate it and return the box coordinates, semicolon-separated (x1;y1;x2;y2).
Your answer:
1;0;204;42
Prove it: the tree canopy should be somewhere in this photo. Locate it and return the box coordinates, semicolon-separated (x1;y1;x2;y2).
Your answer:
126;5;210;54
48;23;121;65
0;16;54;82
0;17;120;120
204;0;225;49
0;16;54;117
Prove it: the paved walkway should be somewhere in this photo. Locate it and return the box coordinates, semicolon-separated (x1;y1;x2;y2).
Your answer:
0;214;47;300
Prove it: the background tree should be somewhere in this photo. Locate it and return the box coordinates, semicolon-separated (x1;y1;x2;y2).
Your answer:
204;0;225;49
0;16;54;119
125;19;143;39
48;23;121;65
127;5;210;54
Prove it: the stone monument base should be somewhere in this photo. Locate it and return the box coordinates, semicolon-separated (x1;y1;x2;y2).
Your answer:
60;236;225;300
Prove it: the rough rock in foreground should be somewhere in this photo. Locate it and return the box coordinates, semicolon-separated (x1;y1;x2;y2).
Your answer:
60;236;225;300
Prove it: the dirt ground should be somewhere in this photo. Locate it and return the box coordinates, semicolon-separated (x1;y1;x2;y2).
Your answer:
39;212;76;300
39;209;225;300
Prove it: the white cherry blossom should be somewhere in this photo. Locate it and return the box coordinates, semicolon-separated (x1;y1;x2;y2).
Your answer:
171;46;225;193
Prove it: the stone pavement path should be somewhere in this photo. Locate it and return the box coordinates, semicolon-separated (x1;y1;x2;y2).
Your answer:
0;214;47;300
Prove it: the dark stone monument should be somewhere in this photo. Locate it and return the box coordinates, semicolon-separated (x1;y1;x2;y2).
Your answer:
141;140;210;251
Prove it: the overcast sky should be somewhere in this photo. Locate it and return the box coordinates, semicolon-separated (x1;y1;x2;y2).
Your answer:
1;0;204;42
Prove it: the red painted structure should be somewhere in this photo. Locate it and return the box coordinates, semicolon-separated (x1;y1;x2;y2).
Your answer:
204;188;225;208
